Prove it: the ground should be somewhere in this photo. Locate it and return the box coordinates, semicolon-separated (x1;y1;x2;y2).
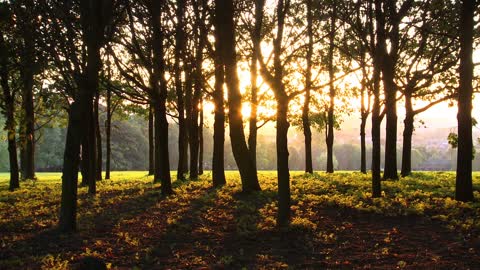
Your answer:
0;171;479;269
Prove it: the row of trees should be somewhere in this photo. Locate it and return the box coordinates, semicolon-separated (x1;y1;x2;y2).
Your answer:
0;0;477;230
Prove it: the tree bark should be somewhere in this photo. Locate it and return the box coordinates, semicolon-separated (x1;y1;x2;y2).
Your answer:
198;102;204;175
148;104;155;175
371;0;384;198
455;0;475;202
212;17;226;186
303;0;313;174
326;4;336;173
401;91;414;177
59;102;82;232
86;103;97;195
382;60;398;180
276;93;290;226
105;84;111;180
59;0;110;232
0;31;20;191
189;1;207;180
216;0;261;192
20;45;35;180
381;0;405;181
80;138;89;186
248;0;265;168
175;0;188;181
95;92;102;181
150;0;173;195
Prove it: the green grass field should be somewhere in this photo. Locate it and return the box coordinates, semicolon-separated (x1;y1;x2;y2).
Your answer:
1;171;479;269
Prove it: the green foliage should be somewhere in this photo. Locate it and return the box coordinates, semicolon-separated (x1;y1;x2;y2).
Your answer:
447;132;476;160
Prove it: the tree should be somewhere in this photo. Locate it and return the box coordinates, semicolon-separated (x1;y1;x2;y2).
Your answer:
174;0;188;181
212;4;226;186
371;0;384;197
398;0;458;177
258;0;292;225
0;5;20;190
14;0;40;181
455;0;475;202
302;0;313;174
325;3;337;173
215;0;261;193
375;0;414;180
148;0;173;195
59;0;116;232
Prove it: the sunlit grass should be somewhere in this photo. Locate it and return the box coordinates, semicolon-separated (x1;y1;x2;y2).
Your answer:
0;170;479;268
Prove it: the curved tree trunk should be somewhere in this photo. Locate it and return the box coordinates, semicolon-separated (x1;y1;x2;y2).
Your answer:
216;0;260;192
455;0;475;202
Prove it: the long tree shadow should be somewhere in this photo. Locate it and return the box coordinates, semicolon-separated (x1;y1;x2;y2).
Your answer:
0;177;196;268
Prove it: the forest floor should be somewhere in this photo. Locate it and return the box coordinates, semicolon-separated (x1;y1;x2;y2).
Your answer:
0;171;479;269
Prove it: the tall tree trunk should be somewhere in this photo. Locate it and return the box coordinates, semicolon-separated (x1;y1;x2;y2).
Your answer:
273;0;290;226
0;51;20;190
189;1;206;180
189;75;200;180
303;0;313;174
212;47;226;186
382;61;398;180
360;81;368;174
59;102;82;232
455;0;475;202
216;0;260;192
276;93;290;226
381;0;402;181
248;0;265;168
185;68;193;175
326;4;336;173
95;92;102;181
86;95;97;195
148;104;155;175
371;0;383;198
359;48;368;174
150;0;173;195
198;102;204;175
105;84;111;180
175;0;188;181
401;91;414;177
59;0;109;232
212;17;226;186
21;55;35;180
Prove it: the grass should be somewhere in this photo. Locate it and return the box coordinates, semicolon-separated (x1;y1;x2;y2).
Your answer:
0;171;479;269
